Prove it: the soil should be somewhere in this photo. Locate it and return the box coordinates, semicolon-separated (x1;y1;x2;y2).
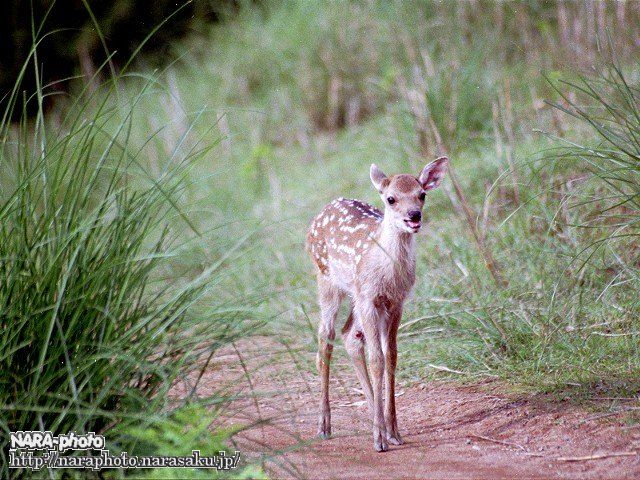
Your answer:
170;338;640;479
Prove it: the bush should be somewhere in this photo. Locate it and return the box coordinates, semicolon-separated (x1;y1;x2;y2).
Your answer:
400;53;640;392
111;405;265;479
0;41;255;478
550;55;640;265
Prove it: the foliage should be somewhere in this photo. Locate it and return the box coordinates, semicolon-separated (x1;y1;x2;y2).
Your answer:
3;4;640;479
402;54;640;392
549;55;640;265
0;32;258;478
155;0;640;396
108;405;265;479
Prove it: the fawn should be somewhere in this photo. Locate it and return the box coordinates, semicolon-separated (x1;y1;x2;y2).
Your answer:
306;157;449;452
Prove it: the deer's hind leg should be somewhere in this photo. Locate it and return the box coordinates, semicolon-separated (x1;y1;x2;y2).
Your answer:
342;305;374;412
316;274;344;439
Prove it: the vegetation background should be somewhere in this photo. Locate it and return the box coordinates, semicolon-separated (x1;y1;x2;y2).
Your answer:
1;0;639;478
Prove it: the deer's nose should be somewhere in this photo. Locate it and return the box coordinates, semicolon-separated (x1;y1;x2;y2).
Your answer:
408;210;422;222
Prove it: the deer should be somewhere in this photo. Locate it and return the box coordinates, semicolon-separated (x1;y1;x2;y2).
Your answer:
306;156;449;452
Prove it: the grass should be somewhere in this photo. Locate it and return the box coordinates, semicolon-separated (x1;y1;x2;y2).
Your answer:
111;404;265;479
0;21;263;479
2;1;640;476
148;0;639;396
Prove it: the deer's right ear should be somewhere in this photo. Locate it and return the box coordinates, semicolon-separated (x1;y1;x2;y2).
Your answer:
370;164;388;192
419;156;449;191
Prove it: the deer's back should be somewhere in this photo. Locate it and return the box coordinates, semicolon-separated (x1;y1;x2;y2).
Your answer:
306;198;382;287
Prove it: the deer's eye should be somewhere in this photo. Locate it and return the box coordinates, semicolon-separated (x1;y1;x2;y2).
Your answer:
419;191;426;201
387;196;395;205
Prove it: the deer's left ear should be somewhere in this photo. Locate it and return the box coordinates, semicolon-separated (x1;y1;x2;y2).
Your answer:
419;156;449;191
370;164;389;192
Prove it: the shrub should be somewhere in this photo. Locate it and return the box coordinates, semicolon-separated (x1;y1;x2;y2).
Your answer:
0;40;255;478
111;405;265;479
549;55;640;268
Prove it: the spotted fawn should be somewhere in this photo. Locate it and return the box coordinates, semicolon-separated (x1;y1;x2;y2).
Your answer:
306;157;449;452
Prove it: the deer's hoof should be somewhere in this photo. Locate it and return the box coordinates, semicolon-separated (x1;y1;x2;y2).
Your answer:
317;415;331;439
374;439;389;452
387;433;404;445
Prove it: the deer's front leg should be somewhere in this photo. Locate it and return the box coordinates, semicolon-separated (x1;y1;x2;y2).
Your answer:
383;304;403;445
316;275;343;439
360;301;387;452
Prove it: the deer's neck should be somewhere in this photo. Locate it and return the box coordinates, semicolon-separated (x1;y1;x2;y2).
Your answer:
376;216;416;267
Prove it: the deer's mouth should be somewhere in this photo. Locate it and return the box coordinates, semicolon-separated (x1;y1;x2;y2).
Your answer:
403;219;421;232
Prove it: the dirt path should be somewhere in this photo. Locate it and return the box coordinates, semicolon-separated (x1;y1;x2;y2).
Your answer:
170;338;640;479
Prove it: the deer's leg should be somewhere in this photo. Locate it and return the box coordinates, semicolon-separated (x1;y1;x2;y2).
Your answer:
358;300;388;452
382;304;403;445
316;275;343;439
342;307;374;412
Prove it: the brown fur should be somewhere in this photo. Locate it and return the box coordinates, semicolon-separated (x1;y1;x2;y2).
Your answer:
306;198;382;275
306;157;449;452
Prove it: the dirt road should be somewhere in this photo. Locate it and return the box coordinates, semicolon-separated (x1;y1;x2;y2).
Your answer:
170;338;640;479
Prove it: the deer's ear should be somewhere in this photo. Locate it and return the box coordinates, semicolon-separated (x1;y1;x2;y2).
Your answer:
419;156;449;191
370;164;389;192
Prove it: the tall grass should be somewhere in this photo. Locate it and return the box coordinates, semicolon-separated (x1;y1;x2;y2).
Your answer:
3;5;639;478
0;37;258;479
175;0;640;148
151;1;640;398
550;55;640;268
399;55;640;393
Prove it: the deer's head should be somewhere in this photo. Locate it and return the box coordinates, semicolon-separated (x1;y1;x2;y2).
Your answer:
370;157;449;233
